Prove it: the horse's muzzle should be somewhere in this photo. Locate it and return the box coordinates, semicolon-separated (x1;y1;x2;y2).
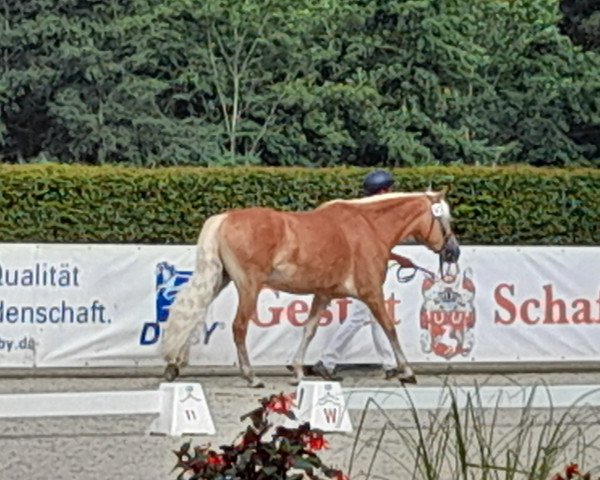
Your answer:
441;235;460;263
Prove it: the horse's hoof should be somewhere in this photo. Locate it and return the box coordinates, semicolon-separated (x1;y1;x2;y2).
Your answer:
312;361;343;382
249;378;265;388
289;378;301;387
164;364;179;382
399;374;417;385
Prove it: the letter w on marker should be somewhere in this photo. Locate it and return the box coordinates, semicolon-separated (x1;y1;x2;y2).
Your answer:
323;407;338;424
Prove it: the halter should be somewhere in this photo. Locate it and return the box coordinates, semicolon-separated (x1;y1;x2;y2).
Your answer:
427;202;453;254
426;200;460;278
390;199;457;283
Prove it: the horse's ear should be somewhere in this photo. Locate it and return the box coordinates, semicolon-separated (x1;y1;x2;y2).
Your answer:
426;184;448;202
425;183;447;198
437;186;449;199
428;191;444;202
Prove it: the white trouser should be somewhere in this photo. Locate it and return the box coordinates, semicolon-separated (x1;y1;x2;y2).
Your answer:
319;298;396;371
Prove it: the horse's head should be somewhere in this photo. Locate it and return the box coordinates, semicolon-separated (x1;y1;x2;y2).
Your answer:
324;190;460;271
415;191;460;267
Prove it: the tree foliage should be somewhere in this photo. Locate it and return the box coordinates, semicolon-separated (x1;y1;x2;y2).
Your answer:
559;0;600;155
560;0;600;51
1;0;599;167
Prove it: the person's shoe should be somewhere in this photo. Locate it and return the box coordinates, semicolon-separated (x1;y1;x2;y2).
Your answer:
311;361;343;381
384;368;401;380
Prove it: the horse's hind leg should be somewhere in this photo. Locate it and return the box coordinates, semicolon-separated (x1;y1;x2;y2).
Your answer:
290;295;330;385
232;283;264;388
364;296;416;384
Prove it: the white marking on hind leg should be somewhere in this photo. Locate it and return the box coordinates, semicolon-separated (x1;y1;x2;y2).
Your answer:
291;296;330;383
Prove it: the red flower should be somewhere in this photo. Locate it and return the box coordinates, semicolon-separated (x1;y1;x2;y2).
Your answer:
266;393;296;415
207;452;225;467
331;471;350;480
304;432;330;451
566;463;580;479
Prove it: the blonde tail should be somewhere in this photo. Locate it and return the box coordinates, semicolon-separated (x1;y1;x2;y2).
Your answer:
161;213;227;367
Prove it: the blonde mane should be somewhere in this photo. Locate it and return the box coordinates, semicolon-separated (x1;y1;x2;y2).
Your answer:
320;191;419;208
320;191;451;221
342;192;429;204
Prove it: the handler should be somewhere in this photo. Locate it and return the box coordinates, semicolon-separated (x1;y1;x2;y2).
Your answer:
312;169;418;381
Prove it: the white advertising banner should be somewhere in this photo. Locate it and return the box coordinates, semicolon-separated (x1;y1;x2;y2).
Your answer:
0;244;598;368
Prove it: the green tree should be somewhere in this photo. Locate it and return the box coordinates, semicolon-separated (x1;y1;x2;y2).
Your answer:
559;0;600;161
1;0;599;167
262;0;499;167
172;0;328;165
472;0;600;166
1;1;213;165
560;0;600;51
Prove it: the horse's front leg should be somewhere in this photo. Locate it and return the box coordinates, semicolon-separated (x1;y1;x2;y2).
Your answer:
364;296;416;384
232;287;264;388
291;295;330;385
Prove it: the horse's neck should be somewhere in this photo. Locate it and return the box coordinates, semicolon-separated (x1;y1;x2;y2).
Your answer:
353;196;427;248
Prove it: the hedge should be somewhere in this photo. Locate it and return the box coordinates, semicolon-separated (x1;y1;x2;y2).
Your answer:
0;164;598;245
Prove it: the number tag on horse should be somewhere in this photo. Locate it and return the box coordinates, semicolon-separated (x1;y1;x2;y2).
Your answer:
431;203;444;218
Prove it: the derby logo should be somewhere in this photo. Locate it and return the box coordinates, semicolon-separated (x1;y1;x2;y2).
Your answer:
139;262;223;346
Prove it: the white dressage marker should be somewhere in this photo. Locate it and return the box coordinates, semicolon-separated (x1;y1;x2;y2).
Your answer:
287;380;353;433
0;382;215;437
149;382;215;436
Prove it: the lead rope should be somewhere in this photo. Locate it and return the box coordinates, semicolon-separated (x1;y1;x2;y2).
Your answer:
388;253;436;283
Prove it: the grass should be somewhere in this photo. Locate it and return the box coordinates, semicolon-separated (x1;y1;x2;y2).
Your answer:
345;379;600;480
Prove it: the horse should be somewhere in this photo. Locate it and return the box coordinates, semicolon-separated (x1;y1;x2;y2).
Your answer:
160;190;460;388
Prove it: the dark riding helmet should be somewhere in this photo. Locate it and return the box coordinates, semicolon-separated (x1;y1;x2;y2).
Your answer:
363;169;394;196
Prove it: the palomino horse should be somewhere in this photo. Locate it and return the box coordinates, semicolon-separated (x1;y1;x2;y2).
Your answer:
161;190;460;387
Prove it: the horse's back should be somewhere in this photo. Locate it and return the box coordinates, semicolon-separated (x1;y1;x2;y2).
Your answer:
218;206;354;290
219;203;374;255
220;206;331;255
